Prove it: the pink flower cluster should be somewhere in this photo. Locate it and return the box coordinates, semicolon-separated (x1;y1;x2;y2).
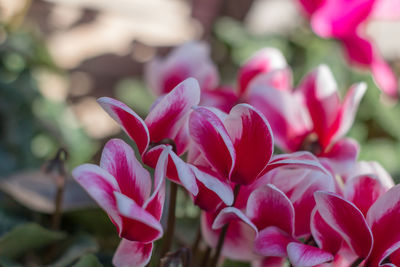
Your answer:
73;43;400;267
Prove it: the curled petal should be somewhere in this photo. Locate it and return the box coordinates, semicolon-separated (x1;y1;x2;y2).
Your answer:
238;48;287;95
189;106;236;178
97;97;149;155
287;242;334;267
366;184;400;266
212;207;258;234
314;191;373;258
310;208;342;254
348;161;394;189
100;139;151;206
145;78;201;147
254;226;295;257
225;104;274;185
113;239;153;267
191;165;234;211
143;146;169;220
72;164;121;233
115;192;163;243
246;184;295;235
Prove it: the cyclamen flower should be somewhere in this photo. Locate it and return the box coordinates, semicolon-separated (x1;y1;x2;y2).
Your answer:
247;64;366;174
72;139;169;267
296;0;399;98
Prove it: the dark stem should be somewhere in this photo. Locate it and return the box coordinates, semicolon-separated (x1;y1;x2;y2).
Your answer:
350;258;363;267
161;182;178;257
199;246;212;267
208;184;241;267
51;181;65;230
191;225;202;261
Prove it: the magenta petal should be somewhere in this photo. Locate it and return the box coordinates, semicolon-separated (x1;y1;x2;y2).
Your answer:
200;87;238;113
344;175;386;217
100;139;151;206
143;146;169;220
314;191;373;258
189;106;236;178
252;257;287;267
371;56;399;99
238;48;287;95
112;239;153;267
191;165;234;210
246;184;295;235
145;78;200;144
310;208;342;254
212;207;258;234
287;242;334;267
97;97;149;155
225;104;274;185
366;184;400;266
254;226;294;257
72;164;122;233
115;192;163;243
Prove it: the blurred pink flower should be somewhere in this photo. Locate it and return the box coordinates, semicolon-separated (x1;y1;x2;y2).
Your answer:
297;0;399;99
73;139;169;267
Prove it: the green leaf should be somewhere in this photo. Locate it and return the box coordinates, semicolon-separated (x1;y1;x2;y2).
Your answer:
0;223;66;259
72;254;103;267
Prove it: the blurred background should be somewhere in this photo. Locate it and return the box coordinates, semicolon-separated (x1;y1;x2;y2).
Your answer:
0;0;399;266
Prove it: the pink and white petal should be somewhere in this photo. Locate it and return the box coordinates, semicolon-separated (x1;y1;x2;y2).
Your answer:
143;145;198;195
225;104;274;185
238;48;287;96
344;175;386;217
287;242;334;267
246;184;295;235
97;97;149;155
314;191;373;258
311;208;342;254
112;239;153;267
201;211;259;261
252;257;287;267
143;146;169;220
191;165;234;209
72;164;122;232
366;184;400;267
247;73;311;152
100;139;151;206
212;207;258;234
200;87;238;113
115;192;163;243
189;106;236;178
347;161;395;189
145;78;201;143
254;226;295;257
298;65;341;147
319;138;359;176
372;0;400;20
331;83;367;142
370;56;399;100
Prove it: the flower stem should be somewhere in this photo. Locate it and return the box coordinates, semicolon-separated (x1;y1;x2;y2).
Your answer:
161;181;178;257
208;184;241;267
350;258;363;267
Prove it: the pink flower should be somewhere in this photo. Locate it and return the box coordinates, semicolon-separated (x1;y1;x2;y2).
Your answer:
314;182;400;266
72;139;169;267
97;78;200;196
297;0;399;99
248;65;366;174
145;42;219;95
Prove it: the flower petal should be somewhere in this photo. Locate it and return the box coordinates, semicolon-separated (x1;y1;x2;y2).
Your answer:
190;165;234;211
287;242;334;267
115;192;163;243
145;78;201;151
189;106;235;178
314;191;373;258
254;226;294;257
212;207;258;234
366;184;400;266
246;184;295;235
310;208;342;254
238;48;287;95
72;164;122;233
97;97;149;155
100;139;151;206
112;239;153;267
143;146;169;220
225;104;274;185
